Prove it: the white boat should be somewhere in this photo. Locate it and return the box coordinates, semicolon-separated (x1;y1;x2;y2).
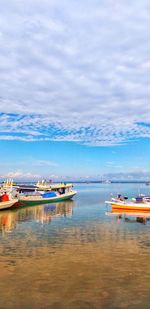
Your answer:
105;195;150;212
0;199;18;210
0;179;18;198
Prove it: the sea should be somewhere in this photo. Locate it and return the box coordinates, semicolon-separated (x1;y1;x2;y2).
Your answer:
0;183;150;309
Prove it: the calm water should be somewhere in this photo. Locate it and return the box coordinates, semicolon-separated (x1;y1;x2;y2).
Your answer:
0;183;150;309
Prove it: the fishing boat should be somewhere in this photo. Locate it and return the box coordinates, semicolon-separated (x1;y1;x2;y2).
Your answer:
0;198;18;210
0;180;18;210
105;195;150;212
18;183;77;206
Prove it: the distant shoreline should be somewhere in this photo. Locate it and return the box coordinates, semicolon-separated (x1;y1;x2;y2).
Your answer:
0;180;150;184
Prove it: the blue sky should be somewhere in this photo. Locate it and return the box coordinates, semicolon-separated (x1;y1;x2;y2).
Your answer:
0;0;150;180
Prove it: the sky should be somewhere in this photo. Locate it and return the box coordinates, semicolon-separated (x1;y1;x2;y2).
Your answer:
0;0;150;181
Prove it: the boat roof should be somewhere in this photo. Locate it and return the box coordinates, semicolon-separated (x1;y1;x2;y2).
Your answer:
16;183;74;193
49;183;73;189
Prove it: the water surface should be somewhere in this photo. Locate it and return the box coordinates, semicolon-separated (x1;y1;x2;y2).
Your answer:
0;183;150;309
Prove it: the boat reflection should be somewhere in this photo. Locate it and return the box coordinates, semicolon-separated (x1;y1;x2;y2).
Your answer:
0;200;74;234
106;210;150;225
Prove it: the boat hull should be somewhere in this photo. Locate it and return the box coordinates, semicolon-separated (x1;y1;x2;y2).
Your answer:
18;191;77;206
111;202;150;212
0;199;18;210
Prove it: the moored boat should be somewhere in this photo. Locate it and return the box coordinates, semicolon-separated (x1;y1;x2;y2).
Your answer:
18;183;77;206
0;199;18;210
105;195;150;212
110;202;150;212
18;191;77;206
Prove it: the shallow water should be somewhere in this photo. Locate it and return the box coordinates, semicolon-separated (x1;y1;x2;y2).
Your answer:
0;183;150;309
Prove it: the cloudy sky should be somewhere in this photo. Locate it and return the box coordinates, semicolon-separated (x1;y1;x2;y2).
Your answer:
0;0;150;180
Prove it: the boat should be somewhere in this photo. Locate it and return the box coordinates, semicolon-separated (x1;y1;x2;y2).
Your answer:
0;180;18;210
0;198;18;210
18;183;77;206
0;179;18;199
17;182;75;193
105;195;150;212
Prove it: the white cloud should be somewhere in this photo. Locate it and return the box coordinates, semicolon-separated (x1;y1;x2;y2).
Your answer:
1;169;150;181
0;170;41;179
0;0;150;145
102;170;150;181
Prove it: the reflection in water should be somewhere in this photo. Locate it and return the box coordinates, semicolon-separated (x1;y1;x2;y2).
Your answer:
0;201;74;234
106;210;150;225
